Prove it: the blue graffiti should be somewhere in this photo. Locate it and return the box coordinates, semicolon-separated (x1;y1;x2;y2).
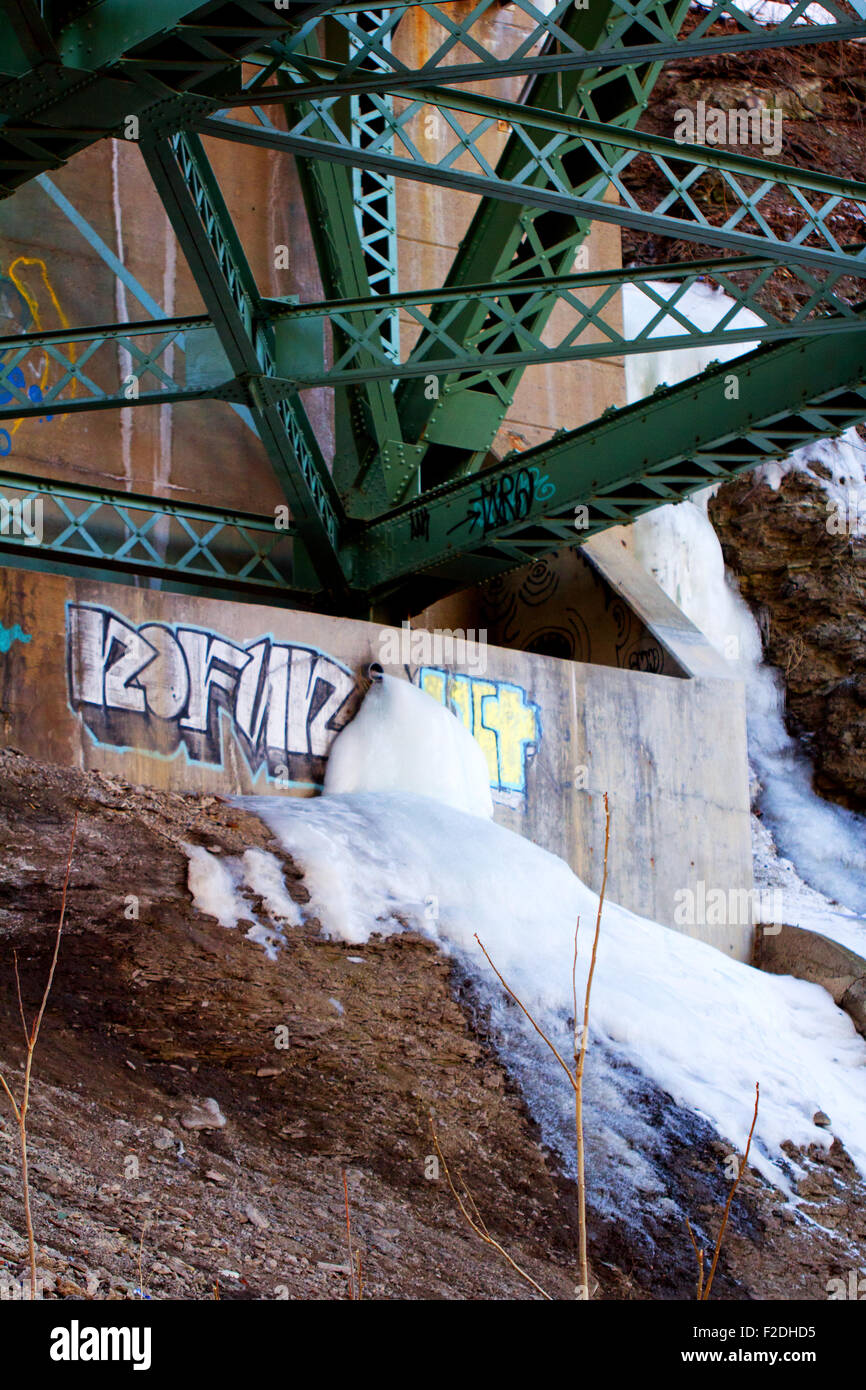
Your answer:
0;622;31;653
0;266;55;456
0;366;50;455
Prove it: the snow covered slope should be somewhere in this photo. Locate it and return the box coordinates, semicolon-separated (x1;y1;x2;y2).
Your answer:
181;674;866;1219
188;784;866;1216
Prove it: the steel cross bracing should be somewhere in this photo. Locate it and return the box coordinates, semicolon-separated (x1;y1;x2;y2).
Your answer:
201;90;866;282
257;256;863;390
4;321;864;613
236;0;692;487
139;128;345;592
0;463;315;604
2;254;860;418
1;256;861;408
244;0;866;100
0;0;865;614
348;8;400;360
0;1;332;196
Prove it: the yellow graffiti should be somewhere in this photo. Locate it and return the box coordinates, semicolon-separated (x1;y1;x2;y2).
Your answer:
421;669;445;706
447;674;473;739
419;668;540;794
3;255;75;440
469;678;499;782
484;683;539;792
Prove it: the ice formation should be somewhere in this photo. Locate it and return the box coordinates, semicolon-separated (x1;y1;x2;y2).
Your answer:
323;671;494;819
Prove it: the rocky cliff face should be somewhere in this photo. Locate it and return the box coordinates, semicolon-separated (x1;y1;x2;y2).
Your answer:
710;465;866;811
622;24;866;815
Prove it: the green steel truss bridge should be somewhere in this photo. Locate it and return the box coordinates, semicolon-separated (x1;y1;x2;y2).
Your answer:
2;0;866;615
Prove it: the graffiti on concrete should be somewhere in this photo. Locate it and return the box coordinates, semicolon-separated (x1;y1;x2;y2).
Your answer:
66;603;360;786
417;667;540;797
0;621;31;653
0;257;68;455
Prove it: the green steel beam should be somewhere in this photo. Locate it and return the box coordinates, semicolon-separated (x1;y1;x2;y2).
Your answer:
0;465;317;602
2;0;866;616
1;0;60;66
344;9;400;342
259;256;859;391
237;0;866;104
0;0;307;197
233;1;866;481
263;310;862;391
214;0;689;488
140;129;347;594
6;313;866;613
1;258;856;411
266;253;783;318
0;384;222;420
2;0;864;205
0;314;237;420
55;0;268;71
345;317;866;595
391;0;648;468
295;153;411;515
222;0;639;507
0;5;34;76
199;93;866;281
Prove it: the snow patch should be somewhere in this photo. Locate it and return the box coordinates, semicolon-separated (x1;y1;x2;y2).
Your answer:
242;848;303;927
755;429;866;515
184;843;303;960
752;815;866;957
185;845;244;930
623;278;761;408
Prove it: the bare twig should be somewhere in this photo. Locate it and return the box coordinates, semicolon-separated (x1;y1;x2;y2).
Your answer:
685;1217;705;1301
703;1082;760;1300
342;1168;355;1300
138;1217;148;1301
575;792;610;1298
473;792;611;1302
0;811;77;1300
13;953;27;1039
429;1116;552;1300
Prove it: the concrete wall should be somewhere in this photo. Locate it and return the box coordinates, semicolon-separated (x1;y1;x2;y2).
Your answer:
0;139;289;509
0;566;754;958
416;544;688;675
